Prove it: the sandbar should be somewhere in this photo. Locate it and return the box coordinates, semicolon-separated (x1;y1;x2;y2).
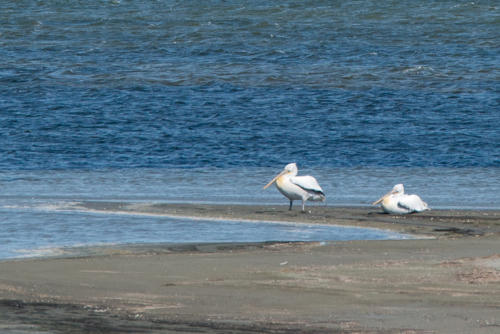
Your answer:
0;203;499;333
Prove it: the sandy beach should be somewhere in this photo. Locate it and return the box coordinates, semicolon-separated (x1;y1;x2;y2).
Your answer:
1;203;499;333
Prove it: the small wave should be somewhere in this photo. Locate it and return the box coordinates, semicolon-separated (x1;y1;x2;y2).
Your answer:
10;242;121;259
13;246;67;258
33;202;81;212
451;2;477;9
1;201;81;212
402;65;436;75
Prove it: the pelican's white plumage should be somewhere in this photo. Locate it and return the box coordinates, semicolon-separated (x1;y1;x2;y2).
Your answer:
372;184;429;214
263;163;325;212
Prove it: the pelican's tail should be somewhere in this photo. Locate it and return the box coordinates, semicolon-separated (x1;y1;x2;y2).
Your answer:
309;190;326;202
419;201;430;212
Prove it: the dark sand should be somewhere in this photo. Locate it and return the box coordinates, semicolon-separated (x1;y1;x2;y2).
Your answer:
1;203;499;333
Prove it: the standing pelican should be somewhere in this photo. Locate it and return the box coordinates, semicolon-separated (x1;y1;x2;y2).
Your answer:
372;184;429;214
263;163;325;212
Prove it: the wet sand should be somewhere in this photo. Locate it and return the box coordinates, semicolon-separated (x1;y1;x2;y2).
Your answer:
1;203;499;333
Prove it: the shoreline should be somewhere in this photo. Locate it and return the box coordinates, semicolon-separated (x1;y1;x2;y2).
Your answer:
75;201;500;237
1;203;499;333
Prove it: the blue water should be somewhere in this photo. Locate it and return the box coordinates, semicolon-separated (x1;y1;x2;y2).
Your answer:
0;1;498;258
1;0;498;169
0;207;411;259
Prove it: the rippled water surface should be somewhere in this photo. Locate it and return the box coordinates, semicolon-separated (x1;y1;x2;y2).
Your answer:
1;0;498;168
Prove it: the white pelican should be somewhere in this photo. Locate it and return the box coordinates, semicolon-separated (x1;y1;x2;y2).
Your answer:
263;163;325;212
372;184;429;214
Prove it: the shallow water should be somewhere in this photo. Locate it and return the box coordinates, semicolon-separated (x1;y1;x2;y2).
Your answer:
1;168;498;209
0;206;412;259
0;167;496;259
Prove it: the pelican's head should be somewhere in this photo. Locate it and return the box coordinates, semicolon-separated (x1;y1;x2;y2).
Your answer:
263;162;298;189
372;183;405;205
284;162;298;175
392;184;404;194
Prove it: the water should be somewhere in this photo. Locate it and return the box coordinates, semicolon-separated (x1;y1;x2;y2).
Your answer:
0;207;412;259
0;1;498;258
1;0;498;169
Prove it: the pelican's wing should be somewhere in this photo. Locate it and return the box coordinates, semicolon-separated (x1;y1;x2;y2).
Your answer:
397;194;429;213
290;175;324;195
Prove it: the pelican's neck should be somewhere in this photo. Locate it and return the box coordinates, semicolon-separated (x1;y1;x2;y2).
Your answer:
276;172;291;187
382;195;393;206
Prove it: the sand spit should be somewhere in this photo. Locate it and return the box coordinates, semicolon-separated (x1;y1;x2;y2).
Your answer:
1;204;499;333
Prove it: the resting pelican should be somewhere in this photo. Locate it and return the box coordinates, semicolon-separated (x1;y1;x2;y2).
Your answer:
372;184;429;214
263;163;325;212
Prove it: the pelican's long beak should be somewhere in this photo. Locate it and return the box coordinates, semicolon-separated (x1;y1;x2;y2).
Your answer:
263;170;286;189
372;190;395;205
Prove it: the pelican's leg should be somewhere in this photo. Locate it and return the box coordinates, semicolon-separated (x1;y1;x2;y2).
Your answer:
301;200;306;213
289;200;293;211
